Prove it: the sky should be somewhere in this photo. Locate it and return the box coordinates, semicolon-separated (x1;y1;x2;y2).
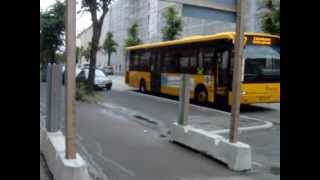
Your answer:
40;0;92;34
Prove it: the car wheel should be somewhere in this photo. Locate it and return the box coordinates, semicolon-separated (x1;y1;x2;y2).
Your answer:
106;84;112;90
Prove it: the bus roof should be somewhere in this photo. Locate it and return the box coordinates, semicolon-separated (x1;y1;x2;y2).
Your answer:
126;32;280;51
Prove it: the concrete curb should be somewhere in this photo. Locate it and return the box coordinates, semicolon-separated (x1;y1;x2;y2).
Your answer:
170;123;252;171
128;90;272;132
210;120;273;135
40;129;90;180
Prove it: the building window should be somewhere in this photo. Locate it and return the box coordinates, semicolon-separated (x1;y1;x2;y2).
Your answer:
182;4;236;23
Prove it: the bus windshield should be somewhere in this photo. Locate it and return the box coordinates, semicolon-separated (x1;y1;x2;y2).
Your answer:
243;44;280;83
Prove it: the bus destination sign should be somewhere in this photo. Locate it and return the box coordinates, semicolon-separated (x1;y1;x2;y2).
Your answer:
252;37;272;45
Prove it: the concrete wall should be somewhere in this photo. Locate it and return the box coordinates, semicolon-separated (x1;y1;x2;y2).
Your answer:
182;5;235;22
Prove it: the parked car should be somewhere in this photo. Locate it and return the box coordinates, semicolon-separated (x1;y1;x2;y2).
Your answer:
62;66;82;85
103;66;114;75
76;69;112;90
82;64;90;69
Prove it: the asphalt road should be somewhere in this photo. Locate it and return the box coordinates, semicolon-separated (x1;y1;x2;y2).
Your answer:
40;76;280;180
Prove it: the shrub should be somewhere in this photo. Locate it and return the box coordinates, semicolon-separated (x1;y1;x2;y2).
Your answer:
76;82;101;103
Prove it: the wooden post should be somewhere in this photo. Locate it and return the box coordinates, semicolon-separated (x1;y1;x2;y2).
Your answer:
65;0;76;159
229;0;245;143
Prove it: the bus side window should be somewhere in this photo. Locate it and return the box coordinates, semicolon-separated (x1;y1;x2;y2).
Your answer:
179;56;189;73
162;48;173;73
229;50;234;77
140;50;151;72
178;48;190;74
189;48;197;74
131;51;140;71
203;48;215;75
150;51;155;72
198;50;203;72
129;52;134;71
217;49;229;86
137;52;142;71
169;48;179;73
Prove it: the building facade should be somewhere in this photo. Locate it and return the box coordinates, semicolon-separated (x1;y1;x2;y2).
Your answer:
77;0;265;74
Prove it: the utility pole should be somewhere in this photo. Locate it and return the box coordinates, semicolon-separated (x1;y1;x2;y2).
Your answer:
65;0;76;159
229;0;245;143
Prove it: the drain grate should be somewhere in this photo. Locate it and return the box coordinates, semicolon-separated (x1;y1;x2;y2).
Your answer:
133;115;158;125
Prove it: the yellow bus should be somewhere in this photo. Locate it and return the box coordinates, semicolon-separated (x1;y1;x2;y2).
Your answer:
125;32;280;106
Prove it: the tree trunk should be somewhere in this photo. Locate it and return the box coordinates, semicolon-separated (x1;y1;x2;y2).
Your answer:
107;52;111;66
87;41;98;92
87;22;103;93
87;3;109;93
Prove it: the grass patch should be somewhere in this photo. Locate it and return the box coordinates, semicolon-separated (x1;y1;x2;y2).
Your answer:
76;83;102;103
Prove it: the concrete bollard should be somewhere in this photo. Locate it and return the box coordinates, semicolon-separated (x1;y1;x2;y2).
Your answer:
46;63;63;132
46;63;52;130
178;74;190;126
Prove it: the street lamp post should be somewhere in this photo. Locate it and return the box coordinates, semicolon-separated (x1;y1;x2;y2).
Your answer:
229;0;245;143
65;0;76;159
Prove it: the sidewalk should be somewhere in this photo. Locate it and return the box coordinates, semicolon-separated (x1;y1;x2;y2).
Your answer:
40;85;52;180
41;125;52;180
40;152;53;180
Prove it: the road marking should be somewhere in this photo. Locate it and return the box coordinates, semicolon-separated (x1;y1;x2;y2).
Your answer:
127;91;273;132
252;161;264;167
94;140;136;177
76;134;110;180
209;121;273;134
97;153;136;177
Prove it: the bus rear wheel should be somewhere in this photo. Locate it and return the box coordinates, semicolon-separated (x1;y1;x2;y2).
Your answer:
195;87;208;104
139;79;146;93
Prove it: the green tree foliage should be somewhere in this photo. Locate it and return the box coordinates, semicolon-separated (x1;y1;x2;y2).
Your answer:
125;22;141;47
260;0;280;35
161;7;182;41
56;52;66;63
101;32;118;66
40;0;66;65
80;0;113;92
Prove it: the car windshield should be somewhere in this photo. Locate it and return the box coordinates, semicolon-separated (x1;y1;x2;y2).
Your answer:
243;44;280;83
83;69;106;78
95;70;106;78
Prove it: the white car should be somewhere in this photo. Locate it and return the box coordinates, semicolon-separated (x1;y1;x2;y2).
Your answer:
103;66;114;75
77;69;112;90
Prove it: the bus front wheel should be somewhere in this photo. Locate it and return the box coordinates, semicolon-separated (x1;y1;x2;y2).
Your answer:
195;86;208;104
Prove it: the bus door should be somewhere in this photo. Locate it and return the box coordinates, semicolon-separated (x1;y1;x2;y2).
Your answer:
215;47;231;104
150;51;161;93
125;51;130;84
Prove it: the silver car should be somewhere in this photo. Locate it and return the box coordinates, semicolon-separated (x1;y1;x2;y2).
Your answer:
103;66;114;75
77;69;112;90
